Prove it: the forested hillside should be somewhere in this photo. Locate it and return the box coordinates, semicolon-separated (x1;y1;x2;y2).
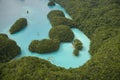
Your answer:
54;0;120;79
0;0;120;80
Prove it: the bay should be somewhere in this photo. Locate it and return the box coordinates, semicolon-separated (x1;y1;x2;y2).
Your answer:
0;0;91;69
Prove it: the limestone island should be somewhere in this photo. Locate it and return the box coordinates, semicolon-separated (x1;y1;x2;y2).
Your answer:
47;10;77;28
47;10;65;18
48;1;56;6
49;25;74;42
9;18;27;34
0;34;21;63
29;39;60;53
72;39;83;56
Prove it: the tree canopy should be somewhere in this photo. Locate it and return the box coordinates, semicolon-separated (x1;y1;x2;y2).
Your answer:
0;34;21;63
9;18;27;34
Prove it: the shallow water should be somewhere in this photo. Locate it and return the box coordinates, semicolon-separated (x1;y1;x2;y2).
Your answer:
0;0;91;69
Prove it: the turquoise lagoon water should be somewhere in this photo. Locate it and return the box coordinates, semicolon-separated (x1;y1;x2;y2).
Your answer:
0;0;91;69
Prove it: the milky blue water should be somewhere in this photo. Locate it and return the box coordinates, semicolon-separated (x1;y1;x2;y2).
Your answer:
0;0;91;69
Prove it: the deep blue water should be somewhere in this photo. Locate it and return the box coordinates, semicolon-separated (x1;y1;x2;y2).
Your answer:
0;0;91;69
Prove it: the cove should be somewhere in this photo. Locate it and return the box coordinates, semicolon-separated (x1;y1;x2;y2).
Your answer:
0;0;91;69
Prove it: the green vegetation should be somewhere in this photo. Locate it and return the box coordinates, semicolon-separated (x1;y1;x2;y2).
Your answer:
54;0;120;79
47;10;77;28
0;34;21;63
29;39;60;53
73;49;79;56
49;25;74;42
0;57;76;80
73;39;82;50
72;39;82;56
48;1;55;6
0;34;8;38
9;18;27;34
47;10;65;18
54;0;120;37
0;55;120;80
0;0;120;80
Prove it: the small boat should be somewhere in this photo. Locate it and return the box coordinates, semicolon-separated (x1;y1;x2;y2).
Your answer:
27;10;29;14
